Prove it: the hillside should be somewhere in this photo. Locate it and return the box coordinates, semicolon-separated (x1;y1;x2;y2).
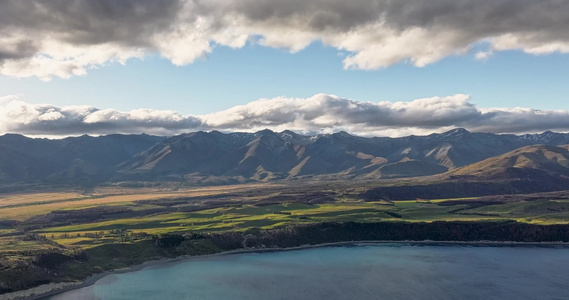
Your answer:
448;144;569;180
360;144;569;201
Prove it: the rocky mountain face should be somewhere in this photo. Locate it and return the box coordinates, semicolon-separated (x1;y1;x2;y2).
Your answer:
1;129;569;185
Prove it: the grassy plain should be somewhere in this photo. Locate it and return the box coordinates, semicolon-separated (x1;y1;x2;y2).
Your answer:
0;183;276;220
0;192;85;206
2;183;569;255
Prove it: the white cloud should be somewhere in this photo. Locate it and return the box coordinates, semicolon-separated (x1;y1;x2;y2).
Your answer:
1;0;569;79
2;94;569;137
0;98;203;136
475;50;493;61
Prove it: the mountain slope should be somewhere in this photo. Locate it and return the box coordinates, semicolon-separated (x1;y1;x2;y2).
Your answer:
361;144;569;201
3;129;569;185
448;144;569;180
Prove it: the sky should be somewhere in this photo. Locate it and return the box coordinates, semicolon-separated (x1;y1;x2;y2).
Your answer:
1;0;569;138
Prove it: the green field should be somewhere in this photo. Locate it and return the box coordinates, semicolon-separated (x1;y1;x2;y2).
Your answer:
5;195;567;251
2;183;569;257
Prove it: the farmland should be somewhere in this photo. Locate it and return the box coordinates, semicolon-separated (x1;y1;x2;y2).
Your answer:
2;182;569;253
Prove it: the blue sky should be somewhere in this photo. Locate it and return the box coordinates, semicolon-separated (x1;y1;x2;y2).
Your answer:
1;0;569;137
2;42;568;115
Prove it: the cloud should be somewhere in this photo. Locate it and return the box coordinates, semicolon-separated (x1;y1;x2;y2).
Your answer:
2;94;569;137
1;0;569;79
0;98;203;136
200;94;569;135
200;94;480;131
475;50;493;61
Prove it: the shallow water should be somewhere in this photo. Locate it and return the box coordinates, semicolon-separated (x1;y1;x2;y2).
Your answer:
49;244;569;300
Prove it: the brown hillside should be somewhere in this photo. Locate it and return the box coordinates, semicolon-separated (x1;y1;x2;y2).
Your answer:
448;144;569;179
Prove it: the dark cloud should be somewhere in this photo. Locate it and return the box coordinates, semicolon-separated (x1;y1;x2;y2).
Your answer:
470;108;569;133
0;0;182;46
0;39;39;60
0;0;568;79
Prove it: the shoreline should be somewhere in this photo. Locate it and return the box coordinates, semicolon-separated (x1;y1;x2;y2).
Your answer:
5;239;569;300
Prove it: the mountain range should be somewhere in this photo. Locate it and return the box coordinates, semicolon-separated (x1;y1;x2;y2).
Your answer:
1;129;569;186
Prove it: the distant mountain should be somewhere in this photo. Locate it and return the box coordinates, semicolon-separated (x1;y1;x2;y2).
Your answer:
2;129;569;185
0;134;164;184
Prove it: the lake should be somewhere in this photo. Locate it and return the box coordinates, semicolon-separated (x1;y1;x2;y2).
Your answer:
49;243;569;300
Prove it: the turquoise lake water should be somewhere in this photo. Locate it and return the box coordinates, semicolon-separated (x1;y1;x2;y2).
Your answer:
49;243;569;300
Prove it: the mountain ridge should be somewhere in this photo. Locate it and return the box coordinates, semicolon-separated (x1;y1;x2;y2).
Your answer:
2;129;569;185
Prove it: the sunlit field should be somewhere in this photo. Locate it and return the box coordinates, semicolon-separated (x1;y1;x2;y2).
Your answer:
1;184;568;255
